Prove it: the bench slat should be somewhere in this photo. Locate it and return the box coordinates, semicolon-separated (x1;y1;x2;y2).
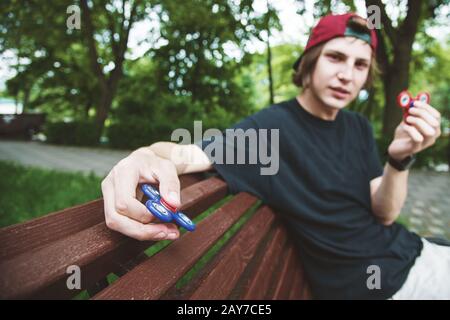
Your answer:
0;199;104;261
288;260;307;300
239;224;288;299
93;193;258;300
181;206;276;300
0;223;122;299
270;245;297;299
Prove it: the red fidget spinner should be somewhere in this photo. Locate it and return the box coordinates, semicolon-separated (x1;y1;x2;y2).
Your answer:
397;90;430;123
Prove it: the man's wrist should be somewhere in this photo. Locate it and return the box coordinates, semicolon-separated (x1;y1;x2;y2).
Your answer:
386;151;416;171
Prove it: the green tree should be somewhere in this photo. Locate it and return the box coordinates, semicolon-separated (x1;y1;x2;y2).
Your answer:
1;0;157;137
1;1;78;113
152;0;280;117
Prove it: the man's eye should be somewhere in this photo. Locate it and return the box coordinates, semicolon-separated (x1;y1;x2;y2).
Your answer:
356;63;368;69
328;54;340;61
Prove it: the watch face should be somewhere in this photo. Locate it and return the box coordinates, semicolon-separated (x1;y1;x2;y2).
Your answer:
402;155;416;168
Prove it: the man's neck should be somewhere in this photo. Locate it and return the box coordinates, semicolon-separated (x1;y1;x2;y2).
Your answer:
297;89;339;121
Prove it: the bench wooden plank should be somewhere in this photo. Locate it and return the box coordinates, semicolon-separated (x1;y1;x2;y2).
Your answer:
239;224;288;299
93;193;258;300
0;199;104;262
0;176;227;299
288;259;307;300
0;223;122;299
303;282;313;299
182;206;276;300
268;245;297;299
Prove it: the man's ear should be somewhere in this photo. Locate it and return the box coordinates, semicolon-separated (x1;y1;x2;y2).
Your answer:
302;74;311;88
303;65;315;88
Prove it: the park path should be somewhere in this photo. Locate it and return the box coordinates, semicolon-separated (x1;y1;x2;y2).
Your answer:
0;140;131;178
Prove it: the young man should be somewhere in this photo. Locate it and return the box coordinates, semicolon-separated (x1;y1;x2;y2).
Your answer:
101;13;448;299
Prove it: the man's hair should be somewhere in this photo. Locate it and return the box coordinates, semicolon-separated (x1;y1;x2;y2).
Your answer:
292;17;379;89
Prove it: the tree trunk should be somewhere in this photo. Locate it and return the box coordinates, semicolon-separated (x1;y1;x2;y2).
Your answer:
84;99;92;120
22;86;31;114
95;77;120;138
266;0;274;105
447;138;450;168
96;90;113;134
382;41;413;138
15;94;20;114
267;37;274;105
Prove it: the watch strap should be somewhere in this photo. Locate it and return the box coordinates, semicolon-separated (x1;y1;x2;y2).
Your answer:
387;152;416;171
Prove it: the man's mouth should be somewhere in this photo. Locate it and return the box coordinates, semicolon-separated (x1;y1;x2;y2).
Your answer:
329;87;351;99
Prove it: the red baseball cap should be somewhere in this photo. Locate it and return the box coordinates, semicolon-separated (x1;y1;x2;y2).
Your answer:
293;13;378;70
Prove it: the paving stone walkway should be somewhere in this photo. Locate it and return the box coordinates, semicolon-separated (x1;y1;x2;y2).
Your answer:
0;140;131;178
401;171;450;240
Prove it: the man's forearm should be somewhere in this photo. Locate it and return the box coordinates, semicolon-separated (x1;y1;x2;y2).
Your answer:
371;162;409;225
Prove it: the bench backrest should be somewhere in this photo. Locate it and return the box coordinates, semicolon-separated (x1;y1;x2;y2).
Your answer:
0;173;311;300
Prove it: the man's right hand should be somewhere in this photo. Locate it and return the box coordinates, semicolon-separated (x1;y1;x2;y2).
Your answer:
101;147;181;241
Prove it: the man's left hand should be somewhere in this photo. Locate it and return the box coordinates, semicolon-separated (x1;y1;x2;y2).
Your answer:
388;100;442;161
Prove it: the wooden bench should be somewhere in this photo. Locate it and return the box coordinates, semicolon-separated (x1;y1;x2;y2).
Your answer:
0;173;312;300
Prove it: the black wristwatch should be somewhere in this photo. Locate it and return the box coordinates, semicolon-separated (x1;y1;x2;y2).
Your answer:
386;152;416;171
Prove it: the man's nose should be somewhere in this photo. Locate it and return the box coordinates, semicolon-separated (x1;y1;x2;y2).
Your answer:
337;63;353;82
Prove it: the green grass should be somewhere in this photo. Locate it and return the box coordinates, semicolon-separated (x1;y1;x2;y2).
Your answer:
395;214;409;227
0;160;102;228
72;290;90;300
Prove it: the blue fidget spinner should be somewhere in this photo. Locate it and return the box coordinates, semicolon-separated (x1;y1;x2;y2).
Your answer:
141;184;196;232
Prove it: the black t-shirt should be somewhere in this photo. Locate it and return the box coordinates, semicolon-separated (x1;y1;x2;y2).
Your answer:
196;98;423;300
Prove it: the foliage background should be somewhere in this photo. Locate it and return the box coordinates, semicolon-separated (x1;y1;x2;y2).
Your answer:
1;0;449;165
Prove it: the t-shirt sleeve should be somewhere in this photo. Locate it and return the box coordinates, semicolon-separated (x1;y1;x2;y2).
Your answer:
194;114;273;202
362;116;384;180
